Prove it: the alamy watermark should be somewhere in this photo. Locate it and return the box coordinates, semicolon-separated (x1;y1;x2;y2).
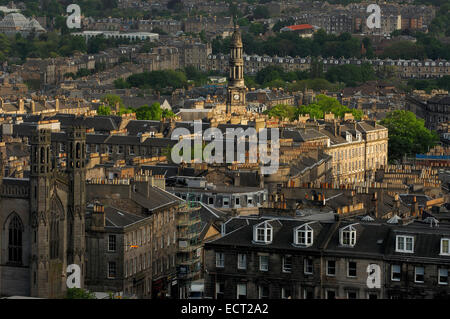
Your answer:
66;4;81;29
170;121;280;175
366;264;381;289
66;264;81;288
366;4;381;29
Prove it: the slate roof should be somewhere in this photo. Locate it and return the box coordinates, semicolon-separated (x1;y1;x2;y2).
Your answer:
104;206;146;228
206;216;450;263
131;186;180;212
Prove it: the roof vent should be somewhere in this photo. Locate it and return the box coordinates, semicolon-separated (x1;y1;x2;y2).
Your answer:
361;215;374;222
423;217;439;228
387;215;401;224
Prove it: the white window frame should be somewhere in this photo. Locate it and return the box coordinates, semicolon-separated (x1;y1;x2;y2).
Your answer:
216;252;224;268
258;285;269;299
340;224;357;247
414;266;424;283
391;264;401;281
304;258;313;275
294;223;314;247
440;238;450;256
237;283;247;299
237;253;247;270
438;268;448;285
254;221;273;244
347;261;357;278
396;235;414;253
259;255;269;271
327;260;336;276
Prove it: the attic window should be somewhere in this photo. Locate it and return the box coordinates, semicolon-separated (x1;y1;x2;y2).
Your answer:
440;238;450;256
340;224;356;247
254;221;273;244
294;223;313;247
396;235;414;253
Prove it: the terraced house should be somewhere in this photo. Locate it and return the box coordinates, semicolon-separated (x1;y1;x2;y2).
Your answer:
204;214;450;299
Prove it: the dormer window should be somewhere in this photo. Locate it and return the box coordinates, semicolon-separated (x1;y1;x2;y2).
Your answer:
396;235;414;253
440;238;450;256
340;224;357;247
254;221;273;244
294;223;313;247
346;132;352;142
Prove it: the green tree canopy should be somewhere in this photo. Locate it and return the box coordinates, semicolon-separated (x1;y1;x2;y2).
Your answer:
66;288;96;299
101;94;124;110
380;110;439;162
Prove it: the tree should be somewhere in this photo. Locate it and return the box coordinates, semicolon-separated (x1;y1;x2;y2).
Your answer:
66;288;96;299
253;5;270;19
97;105;111;115
380;110;439;162
101;94;124;110
135;103;163;120
263;104;296;120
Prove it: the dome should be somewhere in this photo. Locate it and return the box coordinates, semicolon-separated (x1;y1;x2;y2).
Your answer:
0;13;45;32
26;18;46;32
0;13;29;29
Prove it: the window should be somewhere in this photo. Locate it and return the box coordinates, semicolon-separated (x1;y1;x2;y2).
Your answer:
439;268;448;285
414;266;424;283
237;283;247;299
391;264;401;281
258;285;269;299
304;258;313;274
259;255;269;271
340;224;356;246
254;221;273;244
368;293;378;299
327;260;336;276
8;215;23;264
282;255;292;273
49;212;59;259
108;261;116;279
216;252;224;268
348;261;357;277
295;223;313;246
441;239;450;255
108;235;116;252
237;254;247;270
281;287;292;299
326;290;336;299
347;291;357;299
396;235;414;253
216;282;225;299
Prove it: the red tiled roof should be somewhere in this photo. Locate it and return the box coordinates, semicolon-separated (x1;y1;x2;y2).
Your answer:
285;24;314;31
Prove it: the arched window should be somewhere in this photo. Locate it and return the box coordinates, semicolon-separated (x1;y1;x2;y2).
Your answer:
50;212;60;259
294;223;314;247
8;215;23;264
76;142;81;159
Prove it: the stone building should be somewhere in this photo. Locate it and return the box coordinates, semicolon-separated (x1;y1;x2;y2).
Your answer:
204;214;450;299
0;126;86;298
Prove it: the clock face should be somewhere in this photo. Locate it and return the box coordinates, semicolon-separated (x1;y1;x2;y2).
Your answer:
233;94;240;100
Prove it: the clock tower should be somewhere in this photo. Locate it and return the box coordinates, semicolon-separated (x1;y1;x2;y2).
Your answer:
226;24;246;114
